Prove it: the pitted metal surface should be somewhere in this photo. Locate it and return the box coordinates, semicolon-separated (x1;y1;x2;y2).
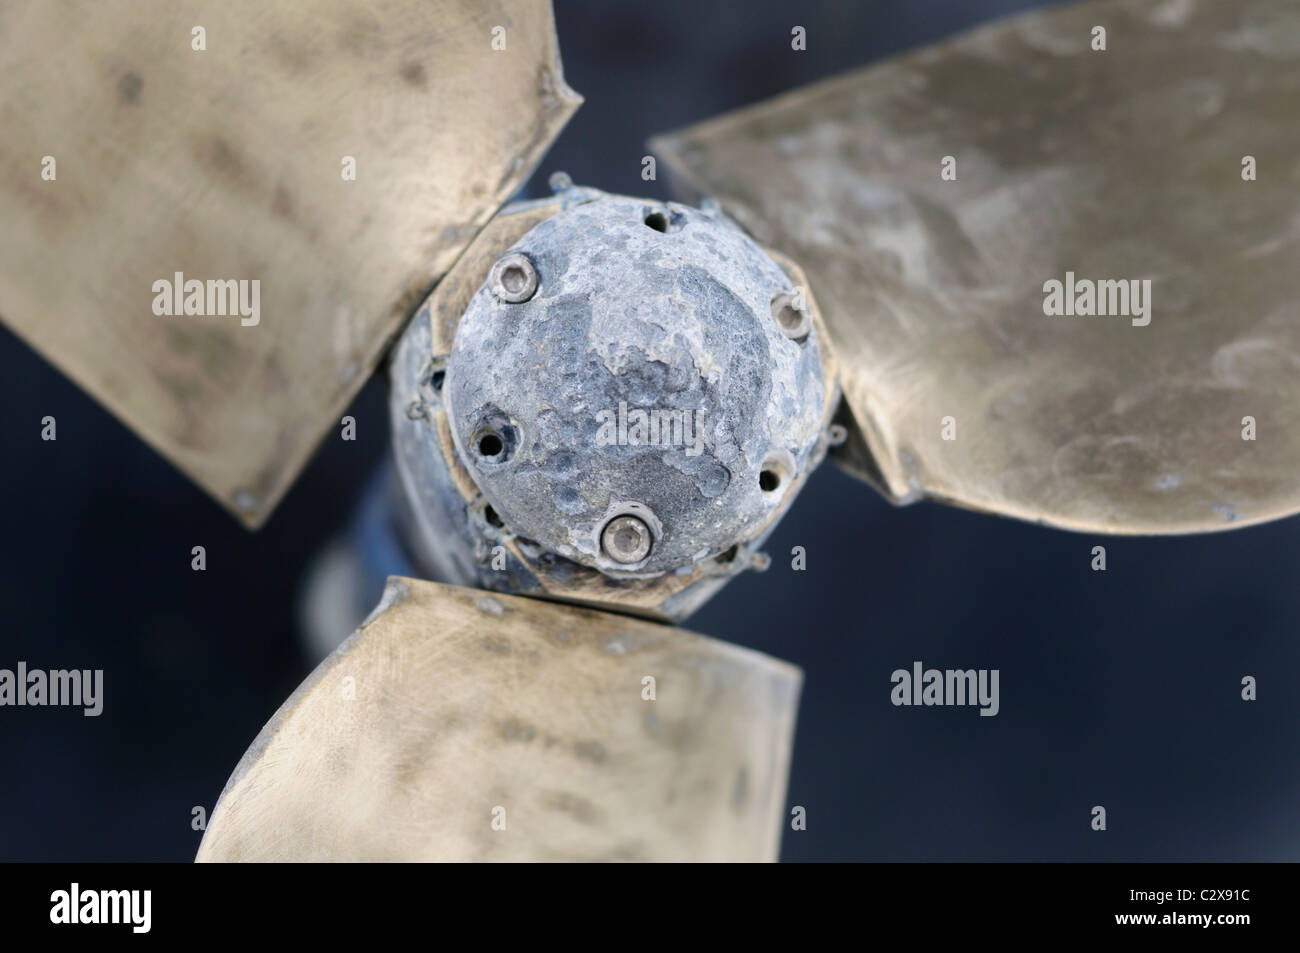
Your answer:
442;193;828;577
388;187;837;619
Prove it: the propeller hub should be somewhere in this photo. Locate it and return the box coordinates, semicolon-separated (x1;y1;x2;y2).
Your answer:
443;193;827;576
388;188;839;620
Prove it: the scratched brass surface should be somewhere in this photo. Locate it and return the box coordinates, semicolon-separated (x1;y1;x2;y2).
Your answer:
0;0;580;527
196;578;801;861
654;0;1300;534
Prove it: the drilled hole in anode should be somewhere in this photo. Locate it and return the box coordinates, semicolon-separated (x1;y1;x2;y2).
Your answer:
759;469;781;493
468;413;519;467
644;211;670;233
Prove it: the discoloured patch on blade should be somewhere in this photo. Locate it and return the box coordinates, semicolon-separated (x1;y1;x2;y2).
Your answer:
654;0;1300;534
0;0;580;526
196;578;800;861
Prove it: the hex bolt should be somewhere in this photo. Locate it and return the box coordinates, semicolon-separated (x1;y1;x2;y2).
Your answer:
490;252;539;303
600;514;653;564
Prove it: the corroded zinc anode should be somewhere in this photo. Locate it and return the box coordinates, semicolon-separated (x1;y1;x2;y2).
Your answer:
442;193;827;576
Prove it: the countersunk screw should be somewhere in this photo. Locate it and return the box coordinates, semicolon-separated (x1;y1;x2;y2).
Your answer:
601;514;653;564
490;252;539;303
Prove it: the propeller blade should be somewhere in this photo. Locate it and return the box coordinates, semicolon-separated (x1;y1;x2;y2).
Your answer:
0;0;579;527
196;578;800;861
652;0;1300;534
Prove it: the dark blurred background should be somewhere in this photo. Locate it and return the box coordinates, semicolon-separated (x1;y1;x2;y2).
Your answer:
2;0;1297;862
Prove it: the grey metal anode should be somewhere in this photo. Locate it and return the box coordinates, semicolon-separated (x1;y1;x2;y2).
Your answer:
389;188;830;617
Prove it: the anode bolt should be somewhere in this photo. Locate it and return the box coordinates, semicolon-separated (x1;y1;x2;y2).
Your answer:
600;514;653;564
490;252;539;303
770;290;811;342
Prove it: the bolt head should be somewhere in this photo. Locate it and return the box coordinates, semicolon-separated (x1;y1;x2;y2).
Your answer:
770;291;811;341
490;252;539;303
601;514;653;564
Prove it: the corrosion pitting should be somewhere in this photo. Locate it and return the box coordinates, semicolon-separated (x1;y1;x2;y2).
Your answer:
387;187;832;620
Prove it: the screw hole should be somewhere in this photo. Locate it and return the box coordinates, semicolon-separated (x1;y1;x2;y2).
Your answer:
644;211;669;233
759;469;781;493
468;415;518;466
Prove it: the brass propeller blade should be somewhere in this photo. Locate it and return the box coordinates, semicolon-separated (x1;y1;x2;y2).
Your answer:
0;0;579;527
652;0;1300;534
196;578;800;862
